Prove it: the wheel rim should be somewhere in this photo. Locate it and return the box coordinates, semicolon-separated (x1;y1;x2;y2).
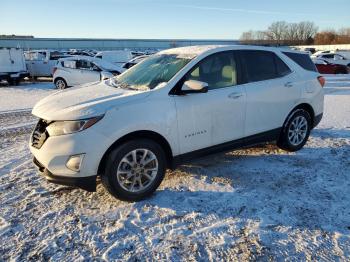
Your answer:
116;148;159;193
288;115;308;146
56;80;65;89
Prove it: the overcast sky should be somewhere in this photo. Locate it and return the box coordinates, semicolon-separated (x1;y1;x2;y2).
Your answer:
1;0;350;39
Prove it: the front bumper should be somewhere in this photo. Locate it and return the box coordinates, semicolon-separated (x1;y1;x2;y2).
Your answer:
33;157;97;191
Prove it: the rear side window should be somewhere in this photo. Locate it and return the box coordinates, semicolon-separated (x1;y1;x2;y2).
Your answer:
239;50;291;82
283;52;317;72
322;54;334;59
275;56;292;77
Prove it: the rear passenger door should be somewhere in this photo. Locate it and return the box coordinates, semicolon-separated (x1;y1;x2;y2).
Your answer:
238;50;300;136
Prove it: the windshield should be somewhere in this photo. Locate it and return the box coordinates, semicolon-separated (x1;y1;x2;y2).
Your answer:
110;54;192;90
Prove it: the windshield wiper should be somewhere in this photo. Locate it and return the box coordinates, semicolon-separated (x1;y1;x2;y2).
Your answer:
109;78;149;91
110;78;130;89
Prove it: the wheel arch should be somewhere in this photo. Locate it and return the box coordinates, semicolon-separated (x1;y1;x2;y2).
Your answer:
283;103;315;131
54;77;67;87
97;130;174;175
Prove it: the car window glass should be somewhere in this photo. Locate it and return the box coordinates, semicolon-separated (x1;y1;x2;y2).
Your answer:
49;51;65;60
37;52;46;60
275;55;292;77
323;54;334;58
241;50;278;82
76;60;93;70
63;60;76;69
282;52;318;72
185;52;237;90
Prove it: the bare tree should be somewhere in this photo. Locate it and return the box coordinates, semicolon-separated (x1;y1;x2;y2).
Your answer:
239;21;318;45
296;21;318;43
266;21;289;43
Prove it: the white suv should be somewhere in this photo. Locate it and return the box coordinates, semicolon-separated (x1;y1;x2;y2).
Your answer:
30;45;324;201
53;56;123;89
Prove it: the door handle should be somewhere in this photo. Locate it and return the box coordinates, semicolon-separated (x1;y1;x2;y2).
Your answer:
228;92;243;99
285;82;293;88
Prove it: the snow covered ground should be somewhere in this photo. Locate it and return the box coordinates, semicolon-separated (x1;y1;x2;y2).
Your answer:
0;78;349;260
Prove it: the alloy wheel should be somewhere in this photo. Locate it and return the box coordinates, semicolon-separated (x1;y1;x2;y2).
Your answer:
288;115;308;146
116;148;159;192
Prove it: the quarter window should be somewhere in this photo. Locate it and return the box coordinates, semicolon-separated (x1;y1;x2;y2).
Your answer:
283;52;317;72
63;60;77;69
185;52;238;90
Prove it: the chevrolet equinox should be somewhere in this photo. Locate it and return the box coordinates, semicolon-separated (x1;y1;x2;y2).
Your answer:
30;45;324;201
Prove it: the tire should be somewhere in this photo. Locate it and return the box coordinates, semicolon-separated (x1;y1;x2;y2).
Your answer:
101;139;167;201
277;109;311;152
54;78;67;89
8;78;19;86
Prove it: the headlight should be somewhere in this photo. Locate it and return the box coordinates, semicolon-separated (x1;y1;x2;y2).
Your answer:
46;115;103;136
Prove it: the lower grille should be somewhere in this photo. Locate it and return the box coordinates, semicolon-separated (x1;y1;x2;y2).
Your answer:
31;119;50;149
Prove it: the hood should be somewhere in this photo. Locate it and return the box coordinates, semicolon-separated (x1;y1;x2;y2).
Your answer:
32;81;151;121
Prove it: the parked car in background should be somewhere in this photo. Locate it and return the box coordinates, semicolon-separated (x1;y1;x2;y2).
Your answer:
53;56;122;89
334;50;350;60
66;49;96;57
24;50;69;78
95;50;133;67
313;53;350;66
313;59;349;74
122;55;149;70
30;45;324;201
0;48;29;85
303;47;316;54
311;50;331;58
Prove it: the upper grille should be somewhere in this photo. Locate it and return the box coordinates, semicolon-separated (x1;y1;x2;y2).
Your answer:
31;119;49;149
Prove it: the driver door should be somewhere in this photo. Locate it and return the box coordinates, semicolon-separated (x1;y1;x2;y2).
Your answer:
173;51;246;154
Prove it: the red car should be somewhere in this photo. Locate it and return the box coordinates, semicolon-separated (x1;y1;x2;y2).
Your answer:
314;59;349;74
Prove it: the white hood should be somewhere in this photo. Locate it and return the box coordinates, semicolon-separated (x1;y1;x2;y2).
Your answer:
32;81;151;121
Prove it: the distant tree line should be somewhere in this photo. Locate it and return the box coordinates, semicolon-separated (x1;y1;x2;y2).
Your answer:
0;35;34;39
240;21;350;45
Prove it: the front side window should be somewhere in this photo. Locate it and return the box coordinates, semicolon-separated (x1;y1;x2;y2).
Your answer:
76;60;94;70
185;52;237;90
112;54;192;90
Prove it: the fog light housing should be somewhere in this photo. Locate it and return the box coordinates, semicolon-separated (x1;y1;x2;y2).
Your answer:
66;154;85;172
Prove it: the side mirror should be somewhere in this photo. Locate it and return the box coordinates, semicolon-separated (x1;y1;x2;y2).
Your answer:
100;71;113;81
181;80;208;94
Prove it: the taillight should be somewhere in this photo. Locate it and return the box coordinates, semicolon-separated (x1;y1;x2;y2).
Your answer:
52;67;57;75
317;76;325;88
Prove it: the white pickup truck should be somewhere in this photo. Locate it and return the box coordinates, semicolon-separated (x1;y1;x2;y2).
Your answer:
0;48;29;85
24;50;69;78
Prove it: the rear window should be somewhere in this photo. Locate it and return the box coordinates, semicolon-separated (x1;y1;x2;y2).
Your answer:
283;52;317;72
